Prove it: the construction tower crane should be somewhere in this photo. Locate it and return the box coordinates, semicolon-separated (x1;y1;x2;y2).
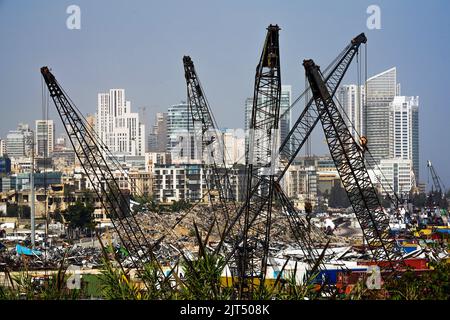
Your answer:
239;24;283;295
183;55;238;220
427;160;446;195
221;33;367;284
40;67;162;285
303;59;403;269
278;33;367;178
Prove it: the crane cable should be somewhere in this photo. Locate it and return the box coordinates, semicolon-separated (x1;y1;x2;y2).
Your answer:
334;44;402;212
40;75;48;275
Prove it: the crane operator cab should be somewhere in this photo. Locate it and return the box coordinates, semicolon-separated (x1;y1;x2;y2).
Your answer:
359;136;368;156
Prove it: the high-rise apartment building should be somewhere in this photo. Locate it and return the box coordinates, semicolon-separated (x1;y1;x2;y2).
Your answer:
152;163;206;203
285;164;318;200
6;131;25;158
35;120;54;157
96;89;145;156
279;85;292;154
167;102;197;162
18;123;34;157
338;84;365;139
148;112;168;153
340;67;419;188
6;124;33;158
390;96;419;180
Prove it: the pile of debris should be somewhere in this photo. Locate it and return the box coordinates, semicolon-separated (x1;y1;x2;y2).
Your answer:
0;244;105;271
112;204;353;265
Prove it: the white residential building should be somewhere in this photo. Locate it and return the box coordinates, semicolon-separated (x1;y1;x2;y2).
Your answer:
35;120;55;157
340;67;419;185
221;129;246;166
152;164;206;203
338;84;365;139
96;89;145;156
6;123;34;159
390;96;419;181
285;164;317;200
371;158;414;197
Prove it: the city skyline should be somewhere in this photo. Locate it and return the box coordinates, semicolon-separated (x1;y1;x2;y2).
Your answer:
0;1;449;304
0;0;449;186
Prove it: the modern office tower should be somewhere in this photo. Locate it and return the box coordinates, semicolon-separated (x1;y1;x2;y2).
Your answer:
340;67;418;186
364;67;399;167
148;112;168;152
35;120;55;157
6;131;25;158
244;85;292;156
167;102;197;162
96;89;145;156
390;96;419;181
279;85;292;153
17;123;34;157
410;100;419;183
338;84;365;139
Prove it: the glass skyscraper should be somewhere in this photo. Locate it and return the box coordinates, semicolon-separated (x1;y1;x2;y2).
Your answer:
364;67;398;168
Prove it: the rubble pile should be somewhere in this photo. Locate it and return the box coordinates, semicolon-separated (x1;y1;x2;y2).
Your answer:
113;205;357;265
0;206;370;271
0;245;105;270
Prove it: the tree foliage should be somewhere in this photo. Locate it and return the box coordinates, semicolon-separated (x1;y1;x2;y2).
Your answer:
63;201;96;231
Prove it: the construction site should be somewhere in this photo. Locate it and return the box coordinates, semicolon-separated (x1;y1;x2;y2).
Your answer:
0;24;449;301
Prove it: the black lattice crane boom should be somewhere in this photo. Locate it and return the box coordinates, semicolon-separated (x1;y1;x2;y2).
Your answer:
40;67;162;285
183;56;237;218
235;24;283;295
427;160;445;195
278;33;367;178
221;33;367;279
303;59;403;269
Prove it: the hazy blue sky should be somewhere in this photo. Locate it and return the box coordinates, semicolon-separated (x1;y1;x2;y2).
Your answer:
0;0;449;188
